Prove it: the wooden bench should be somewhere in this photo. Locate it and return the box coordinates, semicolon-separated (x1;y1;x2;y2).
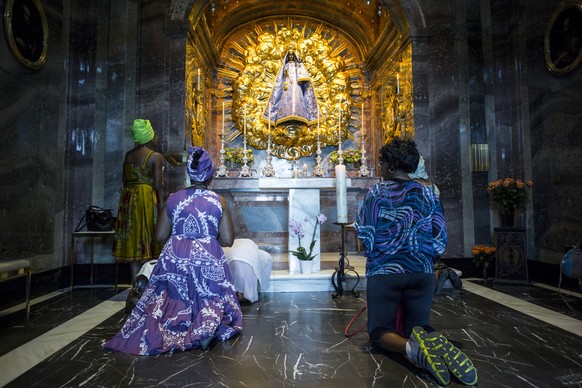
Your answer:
0;259;31;323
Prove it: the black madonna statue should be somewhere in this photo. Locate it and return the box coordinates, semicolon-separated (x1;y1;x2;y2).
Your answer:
263;47;319;126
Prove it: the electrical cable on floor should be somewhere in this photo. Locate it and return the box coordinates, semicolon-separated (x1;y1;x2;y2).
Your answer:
344;304;367;337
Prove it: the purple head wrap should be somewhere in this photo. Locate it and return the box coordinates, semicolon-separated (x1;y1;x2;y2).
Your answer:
187;146;215;182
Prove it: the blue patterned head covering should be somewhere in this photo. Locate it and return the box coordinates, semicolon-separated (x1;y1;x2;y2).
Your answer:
187;146;215;182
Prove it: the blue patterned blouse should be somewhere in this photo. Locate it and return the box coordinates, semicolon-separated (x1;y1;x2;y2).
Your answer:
355;179;448;277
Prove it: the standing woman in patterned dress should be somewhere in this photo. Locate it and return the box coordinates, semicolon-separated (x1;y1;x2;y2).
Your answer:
103;146;242;354
112;119;164;302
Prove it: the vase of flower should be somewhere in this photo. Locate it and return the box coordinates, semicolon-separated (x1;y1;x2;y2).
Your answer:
472;244;496;281
487;178;533;228
500;207;515;228
299;260;313;274
289;213;328;270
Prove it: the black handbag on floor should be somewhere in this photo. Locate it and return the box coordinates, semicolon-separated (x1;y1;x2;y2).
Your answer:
75;206;116;232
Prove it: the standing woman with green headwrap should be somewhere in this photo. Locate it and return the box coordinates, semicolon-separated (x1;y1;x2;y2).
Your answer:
112;119;164;310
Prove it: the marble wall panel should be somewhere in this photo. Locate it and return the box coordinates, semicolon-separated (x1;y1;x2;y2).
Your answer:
65;1;115;272
2;0;581;283
524;0;582;258
0;0;65;270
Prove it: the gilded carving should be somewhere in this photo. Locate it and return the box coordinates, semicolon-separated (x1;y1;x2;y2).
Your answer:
226;24;357;160
191;90;206;147
186;50;206;147
381;46;414;143
382;83;413;143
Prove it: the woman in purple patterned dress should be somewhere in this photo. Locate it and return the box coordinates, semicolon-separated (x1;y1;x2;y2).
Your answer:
103;146;242;355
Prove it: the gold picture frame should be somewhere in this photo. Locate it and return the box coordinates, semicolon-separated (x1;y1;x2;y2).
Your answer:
4;0;49;70
544;2;582;75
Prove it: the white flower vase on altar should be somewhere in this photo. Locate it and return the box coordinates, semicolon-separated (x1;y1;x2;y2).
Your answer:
299;260;313;274
288;212;327;274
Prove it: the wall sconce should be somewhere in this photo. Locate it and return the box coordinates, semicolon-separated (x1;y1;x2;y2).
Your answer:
471;144;489;172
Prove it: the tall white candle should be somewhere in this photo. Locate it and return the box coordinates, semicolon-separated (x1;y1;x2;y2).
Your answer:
222;102;225;136
335;164;348;223
317;109;320;140
337;103;341;143
197;69;201;91
361;102;364;137
396;74;400;94
268;103;271;143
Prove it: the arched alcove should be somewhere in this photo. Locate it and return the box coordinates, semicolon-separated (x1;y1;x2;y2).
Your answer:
181;0;419;168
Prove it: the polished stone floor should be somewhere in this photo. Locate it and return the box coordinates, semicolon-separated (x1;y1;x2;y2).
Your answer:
1;258;582;387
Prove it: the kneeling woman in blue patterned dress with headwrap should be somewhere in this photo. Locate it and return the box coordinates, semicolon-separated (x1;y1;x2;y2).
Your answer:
103;146;242;354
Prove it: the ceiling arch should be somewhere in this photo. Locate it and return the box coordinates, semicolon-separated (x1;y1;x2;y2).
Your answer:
172;0;418;64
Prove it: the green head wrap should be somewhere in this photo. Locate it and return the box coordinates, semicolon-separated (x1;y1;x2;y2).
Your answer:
131;119;155;144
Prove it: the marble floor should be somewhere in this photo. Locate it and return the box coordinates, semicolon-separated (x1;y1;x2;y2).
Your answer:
1;254;582;387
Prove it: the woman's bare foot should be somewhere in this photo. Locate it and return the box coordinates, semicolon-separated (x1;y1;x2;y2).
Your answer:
237;292;250;304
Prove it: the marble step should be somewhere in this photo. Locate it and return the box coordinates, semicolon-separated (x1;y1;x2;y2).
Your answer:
266;252;367;293
268;268;366;293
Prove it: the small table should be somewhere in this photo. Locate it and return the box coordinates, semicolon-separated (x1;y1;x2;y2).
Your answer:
71;230;115;289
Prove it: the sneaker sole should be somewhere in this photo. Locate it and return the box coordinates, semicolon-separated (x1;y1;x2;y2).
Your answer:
412;327;451;385
427;332;478;385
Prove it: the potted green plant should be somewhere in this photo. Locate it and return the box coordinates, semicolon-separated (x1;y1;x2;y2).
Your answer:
224;147;254;167
288;213;327;274
329;149;362;168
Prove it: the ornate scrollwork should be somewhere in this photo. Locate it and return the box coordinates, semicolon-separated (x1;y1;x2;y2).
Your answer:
229;25;355;160
381;48;414;143
191;89;206;147
382;85;413;143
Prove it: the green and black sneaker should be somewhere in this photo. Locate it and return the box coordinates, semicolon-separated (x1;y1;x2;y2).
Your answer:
409;326;451;385
421;328;478;385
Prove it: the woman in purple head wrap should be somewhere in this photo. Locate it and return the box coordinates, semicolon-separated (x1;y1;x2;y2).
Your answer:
103;146;242;355
186;146;216;183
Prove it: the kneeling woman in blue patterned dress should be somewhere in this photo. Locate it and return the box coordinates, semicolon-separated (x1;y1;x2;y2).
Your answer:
103;146;242;354
355;139;477;385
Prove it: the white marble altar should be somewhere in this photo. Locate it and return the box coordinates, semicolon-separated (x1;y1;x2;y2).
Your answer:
258;177;341;190
210;177;378;263
259;178;351;274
